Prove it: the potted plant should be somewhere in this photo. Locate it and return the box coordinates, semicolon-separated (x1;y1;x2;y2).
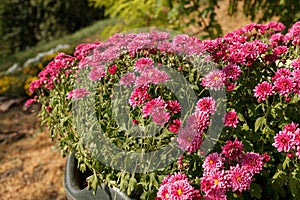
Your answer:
26;21;300;200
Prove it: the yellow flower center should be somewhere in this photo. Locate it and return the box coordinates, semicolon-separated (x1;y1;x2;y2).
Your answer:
177;189;182;196
214;76;219;80
214;179;219;185
209;159;214;165
236;176;241;181
165;193;169;198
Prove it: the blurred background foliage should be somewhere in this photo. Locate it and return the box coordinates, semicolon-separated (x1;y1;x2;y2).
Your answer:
0;0;105;58
89;0;300;39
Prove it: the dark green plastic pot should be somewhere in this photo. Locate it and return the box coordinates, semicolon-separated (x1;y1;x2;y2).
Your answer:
64;153;131;200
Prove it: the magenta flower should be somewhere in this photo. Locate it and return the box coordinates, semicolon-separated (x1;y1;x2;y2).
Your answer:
166;100;181;114
134;58;154;72
222;64;242;81
200;170;228;194
292;129;300;147
157;173;200;200
291;58;300;69
67;88;90;100
274;76;295;97
224;110;239;128
272;68;291;82
227;165;252;193
242;152;264;175
203;153;224;172
89;65;106;81
202;70;226;90
222;138;244;160
273;45;288;55
284;122;299;132
168;119;182;134
273;129;294;152
25;98;37;107
108;65;117;75
253;81;274;101
186;111;211;133
196;97;216;115
142;97;166;117
128;86;151;108
120;72;136;86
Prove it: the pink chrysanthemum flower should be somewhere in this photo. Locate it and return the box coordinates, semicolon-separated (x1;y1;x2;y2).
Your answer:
129;86;151;108
203;153;224;172
196;97;216;115
273;45;288;55
222;138;244;160
166;100;181;114
296;146;300;159
120;72;136;86
67;88;90;100
142;97;166;117
253;81;274;102
203;190;227;200
292;128;300;147
291;58;300;69
222;64;242;81
274;76;295;97
284;122;299;132
152;110;171;126
157;173;200;200
186;111;211;133
200;170;228;194
168;180;196;200
224;110;239;128
202;70;226;90
135;68;169;87
227;165;252;193
273;129;294;152
168;119;182;134
272;68;291;82
134;58;154;72
177;126;203;153
89;65;106;81
242;152;264;175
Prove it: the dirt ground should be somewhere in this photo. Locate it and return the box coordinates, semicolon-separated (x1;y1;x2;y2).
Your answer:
0;1;269;200
0;102;66;200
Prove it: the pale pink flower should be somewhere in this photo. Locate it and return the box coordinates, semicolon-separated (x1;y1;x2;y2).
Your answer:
177;126;203;153
202;70;226;90
135;68;169;87
67;88;90;100
120;72;136;86
89;66;106;81
152;110;171;126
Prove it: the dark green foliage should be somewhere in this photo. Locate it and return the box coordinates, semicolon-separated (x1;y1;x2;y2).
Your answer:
0;0;105;58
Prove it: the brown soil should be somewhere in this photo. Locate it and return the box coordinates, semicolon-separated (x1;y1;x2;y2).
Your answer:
0;103;66;200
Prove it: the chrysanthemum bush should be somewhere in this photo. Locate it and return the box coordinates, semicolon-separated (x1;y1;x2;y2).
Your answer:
27;21;300;200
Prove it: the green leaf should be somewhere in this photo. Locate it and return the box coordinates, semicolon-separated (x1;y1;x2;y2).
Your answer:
237;112;245;122
289;174;300;199
282;156;290;170
254;116;266;132
250;183;262;199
